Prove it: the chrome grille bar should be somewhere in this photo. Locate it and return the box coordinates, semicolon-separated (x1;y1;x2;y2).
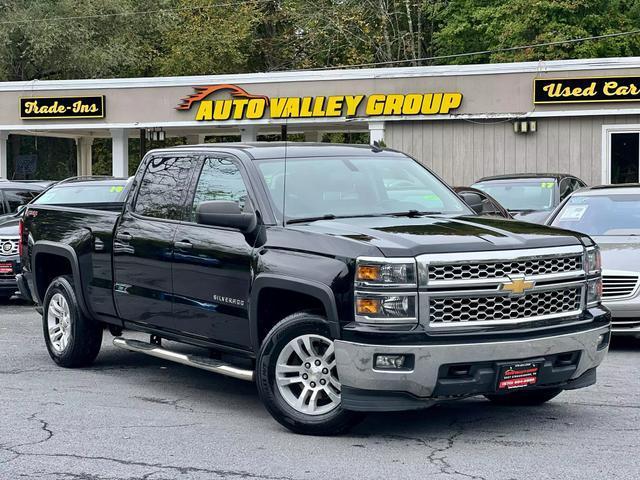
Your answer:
417;246;588;330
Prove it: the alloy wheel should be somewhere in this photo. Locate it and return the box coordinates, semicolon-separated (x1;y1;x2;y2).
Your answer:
275;334;341;415
47;293;71;353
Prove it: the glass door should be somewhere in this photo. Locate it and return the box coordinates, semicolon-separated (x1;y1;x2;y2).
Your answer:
610;132;639;184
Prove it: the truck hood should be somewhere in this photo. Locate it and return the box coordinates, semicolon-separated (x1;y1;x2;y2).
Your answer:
290;215;585;257
594;236;640;273
0;216;19;236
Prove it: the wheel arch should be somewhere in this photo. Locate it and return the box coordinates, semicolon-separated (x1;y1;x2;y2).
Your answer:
250;274;341;352
32;241;92;319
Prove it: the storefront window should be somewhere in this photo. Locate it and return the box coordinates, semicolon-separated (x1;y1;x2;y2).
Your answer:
611;133;639;184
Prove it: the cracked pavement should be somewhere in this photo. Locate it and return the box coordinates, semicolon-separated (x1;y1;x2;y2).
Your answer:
1;299;639;480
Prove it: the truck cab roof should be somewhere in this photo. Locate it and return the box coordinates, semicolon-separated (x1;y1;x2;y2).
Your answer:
157;142;406;160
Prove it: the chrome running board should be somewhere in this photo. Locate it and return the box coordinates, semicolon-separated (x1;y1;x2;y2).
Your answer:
113;337;254;381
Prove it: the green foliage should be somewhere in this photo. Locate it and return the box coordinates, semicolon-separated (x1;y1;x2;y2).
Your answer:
433;0;640;64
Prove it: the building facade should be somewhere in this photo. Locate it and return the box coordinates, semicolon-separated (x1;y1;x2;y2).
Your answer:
1;56;640;186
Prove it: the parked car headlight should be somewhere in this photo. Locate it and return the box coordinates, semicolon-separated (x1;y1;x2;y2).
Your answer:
356;257;416;287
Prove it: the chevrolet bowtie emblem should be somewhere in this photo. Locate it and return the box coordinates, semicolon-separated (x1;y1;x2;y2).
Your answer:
501;276;535;295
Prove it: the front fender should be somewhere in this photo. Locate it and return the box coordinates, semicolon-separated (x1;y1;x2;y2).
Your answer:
249;274;342;351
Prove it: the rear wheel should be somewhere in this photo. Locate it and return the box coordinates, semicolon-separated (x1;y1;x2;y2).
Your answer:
43;275;102;367
256;312;363;435
485;387;562;406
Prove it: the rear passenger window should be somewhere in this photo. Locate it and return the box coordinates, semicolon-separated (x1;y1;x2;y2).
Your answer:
134;156;195;220
189;157;249;222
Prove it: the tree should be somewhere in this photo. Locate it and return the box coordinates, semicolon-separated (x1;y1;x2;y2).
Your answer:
159;0;258;76
433;0;640;64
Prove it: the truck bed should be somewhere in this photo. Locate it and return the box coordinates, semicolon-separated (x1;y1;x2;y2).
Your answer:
23;204;121;319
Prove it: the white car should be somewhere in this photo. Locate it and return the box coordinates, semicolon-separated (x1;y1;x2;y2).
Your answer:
547;185;640;338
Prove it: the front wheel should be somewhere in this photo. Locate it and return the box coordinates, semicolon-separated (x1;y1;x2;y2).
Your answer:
256;312;363;435
485;387;562;406
43;275;103;367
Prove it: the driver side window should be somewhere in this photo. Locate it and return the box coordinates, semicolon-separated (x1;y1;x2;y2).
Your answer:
189;157;249;222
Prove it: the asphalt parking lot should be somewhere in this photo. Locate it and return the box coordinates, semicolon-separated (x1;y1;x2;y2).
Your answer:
1;298;639;480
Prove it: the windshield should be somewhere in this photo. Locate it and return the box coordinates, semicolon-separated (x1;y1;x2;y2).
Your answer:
550;194;640;236
473;179;556;211
256;156;470;221
33;183;128;205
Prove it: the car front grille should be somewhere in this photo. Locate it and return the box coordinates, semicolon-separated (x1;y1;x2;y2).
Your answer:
417;246;588;330
429;287;581;325
0;238;19;256
428;255;583;282
602;272;639;300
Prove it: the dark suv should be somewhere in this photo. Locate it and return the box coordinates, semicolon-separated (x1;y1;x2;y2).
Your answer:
472;173;586;224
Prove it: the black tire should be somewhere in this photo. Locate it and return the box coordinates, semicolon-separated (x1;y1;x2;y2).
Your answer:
485;387;562;406
256;312;364;435
0;294;12;302
42;275;102;368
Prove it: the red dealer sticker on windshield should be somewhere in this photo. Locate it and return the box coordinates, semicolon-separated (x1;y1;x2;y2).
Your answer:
497;362;541;390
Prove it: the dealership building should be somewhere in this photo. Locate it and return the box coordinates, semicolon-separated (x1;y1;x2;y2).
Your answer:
1;56;640;186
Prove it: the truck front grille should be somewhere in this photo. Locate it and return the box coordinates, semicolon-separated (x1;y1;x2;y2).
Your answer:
602;272;639;300
0;238;19;256
429;287;581;325
417;246;588;330
428;255;582;282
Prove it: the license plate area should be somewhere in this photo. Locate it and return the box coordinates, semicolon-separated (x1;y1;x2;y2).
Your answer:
496;360;543;391
0;262;13;274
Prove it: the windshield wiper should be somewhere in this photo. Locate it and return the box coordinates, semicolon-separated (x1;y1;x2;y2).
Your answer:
286;210;443;224
384;210;442;217
287;214;337;224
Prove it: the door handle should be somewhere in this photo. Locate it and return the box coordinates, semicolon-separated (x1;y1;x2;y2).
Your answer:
174;240;193;250
116;232;132;242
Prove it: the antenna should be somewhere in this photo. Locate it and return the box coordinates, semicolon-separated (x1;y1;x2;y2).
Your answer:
282;121;288;227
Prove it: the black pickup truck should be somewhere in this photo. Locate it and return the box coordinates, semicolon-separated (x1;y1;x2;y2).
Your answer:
18;143;611;435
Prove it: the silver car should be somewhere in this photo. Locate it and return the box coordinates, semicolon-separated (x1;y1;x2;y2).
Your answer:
548;185;640;338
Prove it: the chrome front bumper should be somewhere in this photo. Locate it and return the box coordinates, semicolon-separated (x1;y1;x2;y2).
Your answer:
335;324;610;399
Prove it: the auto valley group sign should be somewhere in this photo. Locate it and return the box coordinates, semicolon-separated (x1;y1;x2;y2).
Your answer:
176;84;463;121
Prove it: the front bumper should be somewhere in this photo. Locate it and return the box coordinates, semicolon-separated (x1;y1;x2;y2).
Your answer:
335;321;610;411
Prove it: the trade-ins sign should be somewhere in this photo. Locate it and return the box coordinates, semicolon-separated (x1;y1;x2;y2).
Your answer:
20;96;105;119
534;76;640;104
176;84;463;121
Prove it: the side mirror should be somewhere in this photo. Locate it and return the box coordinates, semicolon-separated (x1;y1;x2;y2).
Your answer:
459;192;484;215
15;205;26;216
196;200;257;232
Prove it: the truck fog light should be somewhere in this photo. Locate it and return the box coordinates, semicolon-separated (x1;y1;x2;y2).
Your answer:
597;332;610;350
375;354;407;369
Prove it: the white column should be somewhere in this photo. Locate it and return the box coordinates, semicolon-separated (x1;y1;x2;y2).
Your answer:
185;134;207;145
240;126;257;142
368;121;385;145
76;137;94;176
110;129;129;177
0;131;8;179
304;131;323;142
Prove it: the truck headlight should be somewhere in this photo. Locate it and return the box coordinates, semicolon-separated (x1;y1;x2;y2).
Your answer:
586;278;602;307
356;258;416;287
585;247;601;274
355;293;417;324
